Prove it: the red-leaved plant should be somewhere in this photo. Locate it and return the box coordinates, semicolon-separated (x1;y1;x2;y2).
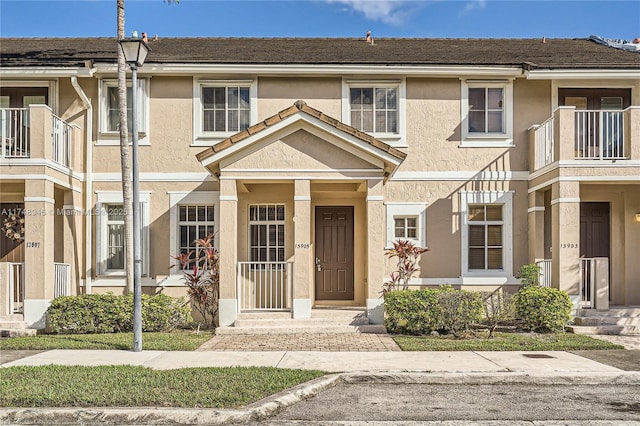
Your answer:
171;233;219;327
383;239;429;294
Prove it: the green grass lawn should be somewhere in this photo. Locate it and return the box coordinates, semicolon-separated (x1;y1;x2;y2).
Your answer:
394;331;624;351
0;331;212;351
0;365;325;408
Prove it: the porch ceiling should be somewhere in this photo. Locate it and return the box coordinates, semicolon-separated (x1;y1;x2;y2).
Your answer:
196;100;406;180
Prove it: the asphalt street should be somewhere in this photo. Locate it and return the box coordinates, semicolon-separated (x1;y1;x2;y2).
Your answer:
267;384;640;422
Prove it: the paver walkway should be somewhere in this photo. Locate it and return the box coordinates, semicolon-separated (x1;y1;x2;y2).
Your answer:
197;333;401;351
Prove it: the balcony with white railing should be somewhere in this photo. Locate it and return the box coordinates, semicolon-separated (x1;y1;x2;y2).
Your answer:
1;105;78;169
530;106;640;172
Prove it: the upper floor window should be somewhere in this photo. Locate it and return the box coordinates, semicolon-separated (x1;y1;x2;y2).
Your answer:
350;87;397;133
461;79;513;147
342;79;406;147
202;86;250;133
468;88;504;134
98;79;149;145
193;80;257;145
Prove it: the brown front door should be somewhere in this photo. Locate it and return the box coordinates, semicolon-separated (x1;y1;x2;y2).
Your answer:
580;202;611;299
580;202;611;259
315;206;354;300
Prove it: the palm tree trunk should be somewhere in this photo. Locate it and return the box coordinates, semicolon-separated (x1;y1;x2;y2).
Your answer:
117;0;134;292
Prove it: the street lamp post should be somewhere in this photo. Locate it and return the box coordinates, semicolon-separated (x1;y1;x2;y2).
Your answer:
118;36;149;352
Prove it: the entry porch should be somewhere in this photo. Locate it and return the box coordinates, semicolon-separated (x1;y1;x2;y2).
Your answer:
196;101;405;326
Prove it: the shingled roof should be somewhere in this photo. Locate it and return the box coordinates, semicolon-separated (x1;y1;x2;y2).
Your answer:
196;100;406;167
1;37;639;69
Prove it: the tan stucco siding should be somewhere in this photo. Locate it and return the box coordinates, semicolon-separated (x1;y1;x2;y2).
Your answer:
225;130;378;171
400;78;548;174
91;77;205;174
91;180;219;280
258;77;342;121
384;179;529;281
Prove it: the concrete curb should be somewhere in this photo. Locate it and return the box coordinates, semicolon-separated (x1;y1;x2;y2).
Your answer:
3;371;640;424
341;371;640;385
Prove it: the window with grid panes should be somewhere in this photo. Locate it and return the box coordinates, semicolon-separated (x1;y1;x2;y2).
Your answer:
468;87;504;134
202;86;250;133
394;216;418;240
106;204;125;271
468;204;503;270
350;87;398;133
178;205;215;269
249;205;285;266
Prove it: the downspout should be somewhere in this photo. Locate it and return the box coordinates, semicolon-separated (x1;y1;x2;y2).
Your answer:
71;76;93;294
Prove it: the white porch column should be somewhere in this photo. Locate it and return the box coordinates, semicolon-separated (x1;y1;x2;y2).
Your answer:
23;179;55;328
293;179;312;318
218;179;238;326
551;181;580;304
366;179;385;324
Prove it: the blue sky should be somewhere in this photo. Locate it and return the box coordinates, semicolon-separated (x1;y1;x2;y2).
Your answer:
1;0;638;39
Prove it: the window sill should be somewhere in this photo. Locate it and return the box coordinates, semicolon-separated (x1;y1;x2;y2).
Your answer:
459;139;514;148
385;240;426;250
96;132;149;146
370;133;406;148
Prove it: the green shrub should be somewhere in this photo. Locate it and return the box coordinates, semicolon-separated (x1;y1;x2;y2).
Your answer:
514;286;572;332
384;287;482;336
47;294;191;334
436;287;483;337
384;289;441;335
516;263;542;287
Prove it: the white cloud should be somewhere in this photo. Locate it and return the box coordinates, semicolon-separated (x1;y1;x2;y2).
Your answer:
459;0;486;17
325;0;410;26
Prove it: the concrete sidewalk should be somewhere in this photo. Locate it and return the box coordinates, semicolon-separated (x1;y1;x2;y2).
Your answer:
0;348;635;375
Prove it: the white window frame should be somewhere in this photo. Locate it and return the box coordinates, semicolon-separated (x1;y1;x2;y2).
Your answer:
385;202;427;248
460;191;513;278
248;204;286;265
460;79;513;147
96;191;151;276
168;191;220;275
342;79;406;147
192;79;258;146
97;78;150;145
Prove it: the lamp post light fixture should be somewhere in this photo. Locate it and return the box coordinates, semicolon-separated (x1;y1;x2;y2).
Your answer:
118;35;150;352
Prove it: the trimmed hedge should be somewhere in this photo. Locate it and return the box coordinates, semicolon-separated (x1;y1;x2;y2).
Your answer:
384;287;482;336
384;289;440;335
514;286;572;332
47;294;191;334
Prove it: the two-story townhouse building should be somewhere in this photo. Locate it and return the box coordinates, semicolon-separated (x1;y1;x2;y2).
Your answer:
1;37;639;330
